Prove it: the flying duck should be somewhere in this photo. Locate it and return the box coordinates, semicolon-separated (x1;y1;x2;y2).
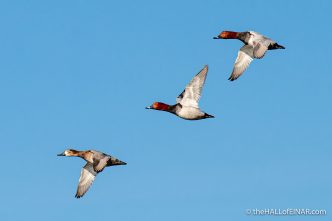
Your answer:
214;30;285;81
146;65;214;120
58;149;126;198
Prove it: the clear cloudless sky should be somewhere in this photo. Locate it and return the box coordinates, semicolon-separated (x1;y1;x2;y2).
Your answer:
0;0;331;220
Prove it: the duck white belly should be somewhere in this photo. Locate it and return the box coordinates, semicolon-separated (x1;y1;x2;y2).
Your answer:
176;107;205;120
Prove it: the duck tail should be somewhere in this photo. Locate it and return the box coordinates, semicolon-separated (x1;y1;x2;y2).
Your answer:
204;113;215;119
270;43;285;50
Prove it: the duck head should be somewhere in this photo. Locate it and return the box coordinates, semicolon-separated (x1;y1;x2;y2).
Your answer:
213;31;239;39
146;102;171;111
57;149;79;157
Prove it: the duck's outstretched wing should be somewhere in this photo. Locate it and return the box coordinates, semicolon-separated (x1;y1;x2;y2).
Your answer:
229;45;254;81
176;65;208;108
75;163;97;198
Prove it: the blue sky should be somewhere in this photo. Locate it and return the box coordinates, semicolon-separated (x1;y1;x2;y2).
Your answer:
0;0;331;220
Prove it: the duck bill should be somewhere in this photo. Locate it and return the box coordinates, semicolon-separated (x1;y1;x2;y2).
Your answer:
145;105;152;109
57;152;65;156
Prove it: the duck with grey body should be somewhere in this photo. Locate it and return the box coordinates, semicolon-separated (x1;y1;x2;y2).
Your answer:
146;65;214;120
213;30;285;81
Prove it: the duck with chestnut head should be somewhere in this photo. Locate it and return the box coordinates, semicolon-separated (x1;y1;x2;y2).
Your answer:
213;30;285;81
146;65;214;120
